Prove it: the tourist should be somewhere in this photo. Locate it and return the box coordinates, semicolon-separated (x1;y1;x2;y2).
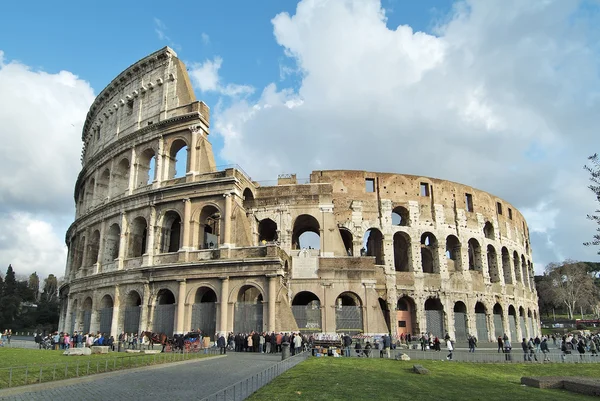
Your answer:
590;337;597;356
521;338;530;361
504;339;512;361
294;332;302;355
355;341;362;357
497;336;504;353
218;333;227;354
383;334;391;358
446;338;454;360
577;339;586;361
343;333;352;357
540;338;550;362
468;334;477;353
363;341;372;357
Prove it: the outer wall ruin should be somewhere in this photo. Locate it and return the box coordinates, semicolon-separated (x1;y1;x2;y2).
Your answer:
58;47;540;342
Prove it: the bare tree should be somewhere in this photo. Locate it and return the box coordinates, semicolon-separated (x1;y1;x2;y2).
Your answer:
546;260;597;320
584;154;600;253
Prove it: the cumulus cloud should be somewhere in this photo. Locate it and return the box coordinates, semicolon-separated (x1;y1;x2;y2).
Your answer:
189;56;254;97
212;0;600;272
0;52;95;278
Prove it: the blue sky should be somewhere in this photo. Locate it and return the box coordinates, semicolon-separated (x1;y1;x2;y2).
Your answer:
0;0;599;280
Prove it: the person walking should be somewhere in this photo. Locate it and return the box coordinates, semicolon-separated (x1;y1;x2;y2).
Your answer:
468;335;477;353
521;338;530;361
446;338;454;360
217;333;227;355
540;338;550;362
497;336;504;353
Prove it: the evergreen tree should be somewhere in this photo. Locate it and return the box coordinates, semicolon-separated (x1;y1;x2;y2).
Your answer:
28;272;40;301
584;153;600;253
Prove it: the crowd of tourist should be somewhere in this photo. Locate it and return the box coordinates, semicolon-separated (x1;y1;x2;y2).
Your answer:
33;331;117;350
216;331;309;355
0;329;12;346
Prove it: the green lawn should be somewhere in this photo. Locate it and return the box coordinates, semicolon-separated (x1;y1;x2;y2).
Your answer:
249;358;600;401
0;348;212;388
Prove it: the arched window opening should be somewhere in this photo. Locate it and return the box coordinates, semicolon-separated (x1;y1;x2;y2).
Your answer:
234;286;264;333
292;214;320;250
126;291;142;307
468;239;482;271
82;297;93;334
292;292;322;333
339;228;353;256
474;301;488;342
137;148;156;187
335;292;363;334
258;218;278;244
483;222;495;240
391;206;410;226
420;232;437;273
508;305;518;342
103;223;121;263
501;247;512;284
157;289;176;305
363;228;384;265
75;236;85;270
493;303;504;339
86;230;100;266
113;158;130;196
124;291;141;334
238;286;263;303
454;301;468;341
192;287;217;335
487;245;500;282
96;169;110;202
100;294;114;334
445;235;461;272
242;188;255;209
129;217;148;257
168;139;188;179
396;296;417;336
393;232;410;272
513;251;522;282
521;255;528;287
161;211;181;253
424;298;444;338
86;178;95;208
154;289;176;335
199;205;220;249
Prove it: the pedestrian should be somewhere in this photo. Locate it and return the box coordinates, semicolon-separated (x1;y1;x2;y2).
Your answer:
343;333;352;357
504;339;512;361
446;338;454;360
497;336;504;353
217;333;227;355
577;339;586;362
521;338;530;361
468;335;477;353
527;338;538;362
540;338;550;362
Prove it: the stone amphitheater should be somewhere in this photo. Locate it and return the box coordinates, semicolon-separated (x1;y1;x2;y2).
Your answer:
58;47;540;343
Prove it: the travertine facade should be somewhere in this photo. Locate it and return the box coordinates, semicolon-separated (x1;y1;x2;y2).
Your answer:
59;47;540;342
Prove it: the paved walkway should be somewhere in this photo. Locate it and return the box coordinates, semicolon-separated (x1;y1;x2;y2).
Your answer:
0;352;282;401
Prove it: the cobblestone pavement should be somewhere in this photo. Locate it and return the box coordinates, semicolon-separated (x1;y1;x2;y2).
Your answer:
0;352;282;401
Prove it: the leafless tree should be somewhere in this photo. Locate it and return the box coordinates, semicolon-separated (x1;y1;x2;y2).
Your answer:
545;260;597;320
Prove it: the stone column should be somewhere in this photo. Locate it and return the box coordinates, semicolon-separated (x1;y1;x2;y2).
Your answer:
188;128;199;175
63;297;73;333
80;233;89;273
154;135;164;185
110;285;120;339
90;290;99;333
219;277;229;334
96;220;105;274
268;274;278;331
222;193;232;247
182;199;192;250
139;283;150;334
146;206;157;266
176;280;187;334
117;213;127;270
128;147;136;195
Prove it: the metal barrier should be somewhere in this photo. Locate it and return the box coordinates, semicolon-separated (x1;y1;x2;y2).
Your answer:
0;348;220;389
200;351;311;401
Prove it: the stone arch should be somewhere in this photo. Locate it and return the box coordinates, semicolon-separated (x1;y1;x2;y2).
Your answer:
453;301;468;341
258;218;278;243
198;204;221;249
521;255;528;287
113;157;130;195
483;221;495;240
487;245;500;282
167;138;189;179
513;251;522;282
445;235;462;272
161;211;182;253
292;214;320;250
96;168;110;202
424;298;445;338
103;223;121;263
339;228;353;256
82;296;93;334
335;291;363;334
234;285;264;333
527;308;534;338
291;291;322;333
527;260;533;288
468;238;482;271
154;289;176;335
493;303;504;339
391;206;410;226
191;287;217;335
420;232;438;273
392;231;410;271
474;301;489;342
99;294;114;334
137;148;156;187
128;216;148;257
123;290;142;334
396;296;417;336
242;188;255;209
86;178;95;208
508;305;518;342
364;228;384;265
501;247;512;284
86;230;100;267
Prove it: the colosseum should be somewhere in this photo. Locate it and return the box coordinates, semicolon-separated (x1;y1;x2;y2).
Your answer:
58;47;540;343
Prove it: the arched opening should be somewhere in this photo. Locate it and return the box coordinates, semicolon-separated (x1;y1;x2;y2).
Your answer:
128;217;148;258
379;298;391;334
124;291;142;334
483;222;495;240
191;287;217;335
396;296;417;336
161;211;181;253
391;206;410;226
82;297;93;334
424;298;445;338
519;307;527;339
234;285;264;333
527;261;533;289
86;178;95;208
96;168;110;202
454;301;468;341
508;305;517;342
103;223;121;263
393;232;410;272
468;239;482;271
291;291;322;333
521;255;528;288
487;245;500;282
501;247;512;284
242;188;254;209
99;294;114;334
339;228;353;256
258;218;278;244
335;292;363;334
513;251;522;282
113;158;130;195
167;139;189;179
364;228;384;265
292;214;320;250
86;230;100;267
475;302;489;342
527;309;533;338
493;303;504;339
199;205;220;249
445;235;462;272
154;289;176;335
420;232;438;273
137;148;156;187
69;299;77;334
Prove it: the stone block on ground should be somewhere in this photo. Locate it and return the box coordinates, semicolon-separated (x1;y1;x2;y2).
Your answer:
521;376;600;397
126;349;141;353
142;350;161;354
82;347;92;355
395;353;410;361
63;348;84;356
91;346;110;354
412;364;429;375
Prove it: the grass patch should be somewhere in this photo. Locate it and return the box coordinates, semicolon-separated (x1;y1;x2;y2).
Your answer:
248;358;600;400
0;348;213;388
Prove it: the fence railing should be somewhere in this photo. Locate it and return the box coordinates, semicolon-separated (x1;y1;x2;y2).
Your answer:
0;349;220;389
200;351;311;401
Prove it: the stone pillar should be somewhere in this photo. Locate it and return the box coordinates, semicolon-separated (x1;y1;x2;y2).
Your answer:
222;193;232;247
188;128;199;175
182;199;192;250
128;147;136;195
90;290;99;333
111;285;120;339
117;213;127;270
176;280;187;334
80;233;89;272
139;283;151;334
146;206;157;266
154;135;164;185
63;297;73;333
268;274;277;331
219;277;229;334
95;221;105;274
487;310;495;343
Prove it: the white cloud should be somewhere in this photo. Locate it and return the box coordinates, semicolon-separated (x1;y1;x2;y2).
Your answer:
213;0;600;272
0;52;95;278
154;18;181;50
201;32;210;45
189;56;254;97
